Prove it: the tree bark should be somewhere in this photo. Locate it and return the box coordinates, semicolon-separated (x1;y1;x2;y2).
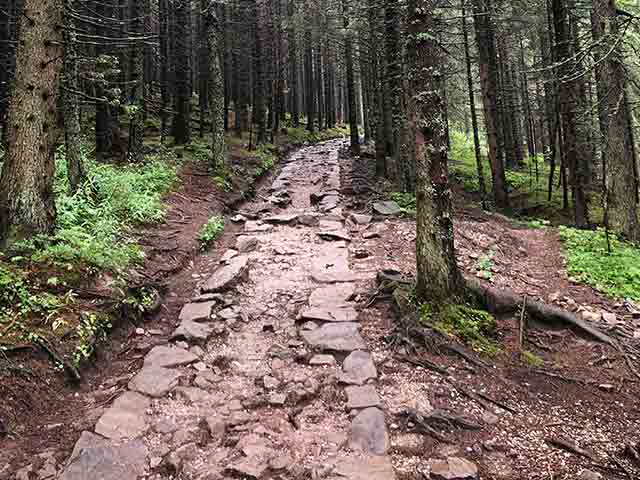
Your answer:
342;0;359;155
0;0;63;243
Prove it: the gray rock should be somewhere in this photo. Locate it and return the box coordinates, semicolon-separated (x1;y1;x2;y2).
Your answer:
174;387;213;405
346;385;382;410
311;270;358;284
578;470;603;480
263;213;299;225
179;301;216;323
309;284;356;307
300;306;359;323
319;219;344;231
333;456;396;480
58;433;147;480
320;195;340;212
362;231;381;239
300;323;366;352
237;433;273;458
268;393;287;406
428;457;479;480
154;417;179;434
144;345;198;368
481;410;499;425
349;408;389;455
225;458;268;479
128;366;181;397
166;442;199;473
171;319;215;343
298;214;320;226
311;190;339;204
372;201;402;216
350;214;373;225
263;375;280;390
236;236;260;253
205;417;226;444
220;249;239;264
94;392;150;440
202;256;250;293
309;354;336;366
269;454;293;471
339;350;378;385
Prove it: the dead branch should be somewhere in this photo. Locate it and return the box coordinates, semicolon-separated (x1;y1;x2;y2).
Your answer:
34;337;81;383
546;436;597;461
395;353;450;376
398;407;481;442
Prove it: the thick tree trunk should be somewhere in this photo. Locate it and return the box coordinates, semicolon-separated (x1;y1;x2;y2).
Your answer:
410;0;463;303
0;0;63;243
205;3;225;172
304;22;315;133
127;0;144;161
288;0;300;129
592;0;639;240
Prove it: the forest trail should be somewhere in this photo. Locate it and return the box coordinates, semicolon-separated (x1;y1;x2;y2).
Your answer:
17;139;396;480
6;140;640;480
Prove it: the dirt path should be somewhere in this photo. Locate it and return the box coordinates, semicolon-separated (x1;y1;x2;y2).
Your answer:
7;140;639;480
9;140;394;480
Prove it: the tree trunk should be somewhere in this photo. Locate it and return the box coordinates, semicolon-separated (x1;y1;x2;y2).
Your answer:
127;0;144;161
63;0;86;192
173;0;192;145
472;0;509;208
410;0;463;303
0;0;63;243
342;0;359;155
205;2;225;172
592;0;639;240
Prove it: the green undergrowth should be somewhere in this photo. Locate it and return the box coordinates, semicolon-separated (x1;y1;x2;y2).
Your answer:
197;216;225;250
474;248;495;280
559;226;640;301
284;126;349;146
521;350;544;367
390;192;417;217
12;146;178;272
419;302;499;355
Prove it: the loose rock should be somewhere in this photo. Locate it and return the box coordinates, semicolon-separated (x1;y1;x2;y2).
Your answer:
202;256;250;293
94;392;150;440
300;323;366;352
428;457;479;480
372;201;402;216
144;345;198;368
179;301;216;323
128;366;181;397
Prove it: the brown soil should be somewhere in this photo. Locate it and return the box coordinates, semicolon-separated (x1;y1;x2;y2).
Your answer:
342;154;640;479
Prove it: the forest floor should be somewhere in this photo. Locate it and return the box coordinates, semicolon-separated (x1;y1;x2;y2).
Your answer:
1;138;639;480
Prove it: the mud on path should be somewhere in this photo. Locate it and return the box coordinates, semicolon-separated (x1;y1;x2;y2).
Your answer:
4;139;640;480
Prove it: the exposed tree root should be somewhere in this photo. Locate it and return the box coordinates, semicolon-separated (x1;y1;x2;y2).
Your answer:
398;407;481;442
466;278;617;346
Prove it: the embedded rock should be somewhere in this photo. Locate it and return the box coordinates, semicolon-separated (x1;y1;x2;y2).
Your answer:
333;456;396;480
349;408;389;455
144;345;198;368
339;350;377;385
128;366;181;398
236;237;260;253
428;457;479;480
372;201;402;216
94;392;150;440
202;256;249;293
345;385;382;410
179;301;216;323
300;323;366;352
300;306;358;323
171;319;215;343
309;284;356;307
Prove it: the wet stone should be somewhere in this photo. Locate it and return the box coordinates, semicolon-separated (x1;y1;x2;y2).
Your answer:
372;201;402;216
179;301;216;323
349;407;389;455
300;322;366;352
94;392;150;440
128;365;181;398
339;350;378;385
428;457;479;480
300;306;359;323
346;385;382;410
202;256;249;293
144;345;198;368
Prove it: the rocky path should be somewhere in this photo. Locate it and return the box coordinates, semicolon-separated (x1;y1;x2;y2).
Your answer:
53;140;396;480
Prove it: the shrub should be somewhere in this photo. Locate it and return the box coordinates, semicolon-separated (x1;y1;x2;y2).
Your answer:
197;216;225;250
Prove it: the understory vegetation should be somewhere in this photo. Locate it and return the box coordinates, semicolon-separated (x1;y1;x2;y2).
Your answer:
198;216;225;250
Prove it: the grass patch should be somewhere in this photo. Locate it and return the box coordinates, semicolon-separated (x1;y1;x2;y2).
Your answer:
197;216;225;250
559;226;640;301
420;302;499;355
390;192;417;217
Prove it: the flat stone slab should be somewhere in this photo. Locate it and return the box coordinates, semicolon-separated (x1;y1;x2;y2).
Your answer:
59;432;147;480
171;319;215;343
309;284;356;307
94;392;150;440
236;236;260;253
178;301;216;323
340;350;378;385
220;249;239;263
350;213;373;225
346;385;382;410
300;323;366;352
318;230;351;242
428;457;479;480
245;221;273;232
320;195;340;212
311;271;358;284
350;407;389;455
373;201;402;216
128;366;181;398
300;306;359;323
333;456;396;480
263;213;298;224
225;458;268;479
202;256;249;293
319;219;344;230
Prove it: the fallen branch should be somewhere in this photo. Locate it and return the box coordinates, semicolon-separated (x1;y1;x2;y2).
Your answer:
34;337;81;383
449;380;518;415
546;436;596;461
398;407;481;442
395;353;450;376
